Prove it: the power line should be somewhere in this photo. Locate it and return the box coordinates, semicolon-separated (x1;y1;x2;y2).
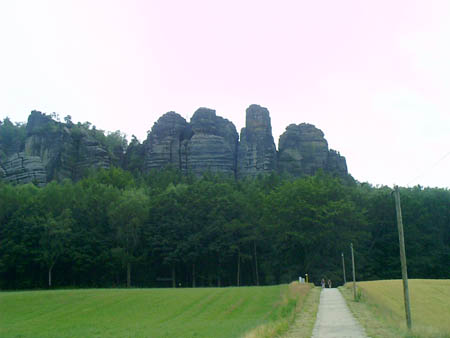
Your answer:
407;151;450;186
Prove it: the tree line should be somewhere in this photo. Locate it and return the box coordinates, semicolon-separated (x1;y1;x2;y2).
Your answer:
0;167;449;290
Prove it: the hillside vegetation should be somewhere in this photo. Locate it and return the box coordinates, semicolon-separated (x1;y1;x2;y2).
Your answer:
0;166;449;290
342;279;450;338
0;283;310;338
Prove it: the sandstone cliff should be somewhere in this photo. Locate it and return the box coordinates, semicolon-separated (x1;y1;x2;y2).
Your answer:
144;105;347;179
25;111;111;181
326;149;348;177
1;111;114;184
1;106;349;185
278;123;347;177
144;108;238;176
237;104;277;178
181;108;238;176
145;111;190;170
1;152;47;186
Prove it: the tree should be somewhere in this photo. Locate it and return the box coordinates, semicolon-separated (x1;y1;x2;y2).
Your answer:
0;117;26;161
147;183;188;287
64;115;73;125
39;210;73;287
108;189;149;287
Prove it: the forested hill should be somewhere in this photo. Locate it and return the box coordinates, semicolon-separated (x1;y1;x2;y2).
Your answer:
0;105;347;185
0;168;449;289
0;111;448;290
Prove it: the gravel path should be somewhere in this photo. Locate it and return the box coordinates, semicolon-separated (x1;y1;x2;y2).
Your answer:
311;288;368;338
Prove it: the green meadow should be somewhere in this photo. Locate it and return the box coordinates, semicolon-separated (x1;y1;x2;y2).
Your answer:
0;283;310;338
342;279;450;338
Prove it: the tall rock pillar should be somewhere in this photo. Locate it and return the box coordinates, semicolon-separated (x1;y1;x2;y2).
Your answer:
237;104;277;178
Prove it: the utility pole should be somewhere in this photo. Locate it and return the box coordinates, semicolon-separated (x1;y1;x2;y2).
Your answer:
393;186;412;330
351;243;356;301
341;252;347;284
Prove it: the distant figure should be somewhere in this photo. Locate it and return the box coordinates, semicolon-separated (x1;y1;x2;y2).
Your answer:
328;279;332;288
321;278;326;288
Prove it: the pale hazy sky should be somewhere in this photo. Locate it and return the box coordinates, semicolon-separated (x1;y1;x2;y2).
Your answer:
1;0;449;188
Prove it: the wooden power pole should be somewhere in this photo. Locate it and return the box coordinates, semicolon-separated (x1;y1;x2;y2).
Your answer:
341;252;347;284
393;186;412;330
351;243;356;301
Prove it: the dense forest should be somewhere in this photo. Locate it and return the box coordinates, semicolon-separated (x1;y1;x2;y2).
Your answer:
0;116;449;289
0;166;449;289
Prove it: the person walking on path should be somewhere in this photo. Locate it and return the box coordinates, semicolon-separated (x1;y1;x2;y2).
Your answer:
328;279;332;288
321;278;326;288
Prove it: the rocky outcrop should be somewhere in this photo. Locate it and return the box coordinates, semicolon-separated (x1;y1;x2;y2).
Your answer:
145;112;190;170
278;123;347;177
23;111;111;181
144;106;348;179
326;149;348;177
1;107;349;185
24;111;70;180
74;132;111;178
237;104;277;178
1;152;47;186
181;108;238;176
144;108;238;176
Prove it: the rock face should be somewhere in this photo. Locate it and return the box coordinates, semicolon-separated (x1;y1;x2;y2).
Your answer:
144;108;238;176
144;106;348;179
181;108;238;176
1;106;349;185
24;111;68;180
1;152;47;186
23;111;111;181
326;149;348;177
74;132;111;177
278;123;346;177
237;104;277;178
145;112;190;170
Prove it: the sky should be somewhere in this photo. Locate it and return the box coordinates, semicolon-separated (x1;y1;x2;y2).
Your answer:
0;0;449;188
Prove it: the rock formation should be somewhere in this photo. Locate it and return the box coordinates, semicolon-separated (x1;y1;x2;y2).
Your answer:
145;112;190;170
74;132;111;177
326;149;348;177
181;108;238;176
142;106;349;179
278;123;347;177
144;108;239;176
22;111;111;181
237;104;277;178
1;152;47;186
1;106;349;185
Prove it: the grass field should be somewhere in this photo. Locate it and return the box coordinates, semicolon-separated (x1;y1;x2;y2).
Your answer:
342;279;450;338
0;283;310;338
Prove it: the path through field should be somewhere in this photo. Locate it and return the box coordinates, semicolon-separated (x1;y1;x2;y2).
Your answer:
311;288;367;338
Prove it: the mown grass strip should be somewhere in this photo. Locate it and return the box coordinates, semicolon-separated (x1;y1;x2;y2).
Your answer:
243;282;313;338
281;286;321;338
